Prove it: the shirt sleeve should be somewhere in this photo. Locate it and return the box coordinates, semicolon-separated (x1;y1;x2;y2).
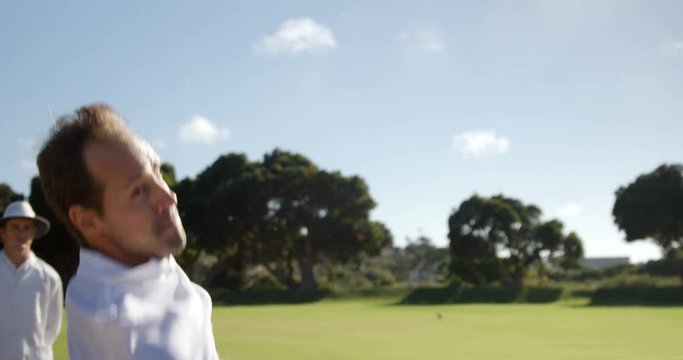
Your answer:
44;274;63;345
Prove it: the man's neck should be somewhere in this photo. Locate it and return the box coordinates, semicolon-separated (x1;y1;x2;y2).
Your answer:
4;247;31;268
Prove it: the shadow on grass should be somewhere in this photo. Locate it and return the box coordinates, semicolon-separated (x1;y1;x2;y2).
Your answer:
208;286;683;307
587;286;683;307
396;285;563;305
210;289;331;306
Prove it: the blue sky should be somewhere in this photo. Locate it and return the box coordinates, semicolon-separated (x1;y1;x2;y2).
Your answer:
2;1;682;263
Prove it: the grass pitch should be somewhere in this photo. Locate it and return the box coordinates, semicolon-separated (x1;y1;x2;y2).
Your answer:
54;298;682;359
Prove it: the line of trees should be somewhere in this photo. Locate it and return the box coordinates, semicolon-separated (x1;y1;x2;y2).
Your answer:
2;154;681;289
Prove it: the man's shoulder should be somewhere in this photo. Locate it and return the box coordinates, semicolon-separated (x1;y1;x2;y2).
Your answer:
65;273;101;313
171;257;213;306
189;281;213;307
32;255;62;285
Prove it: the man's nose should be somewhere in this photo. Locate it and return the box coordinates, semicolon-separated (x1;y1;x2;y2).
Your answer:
154;180;177;212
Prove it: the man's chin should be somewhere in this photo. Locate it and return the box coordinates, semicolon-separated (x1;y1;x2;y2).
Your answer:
164;230;187;256
170;242;186;256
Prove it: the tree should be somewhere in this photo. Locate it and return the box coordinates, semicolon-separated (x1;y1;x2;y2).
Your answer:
0;183;20;211
448;196;507;285
258;150;392;290
448;194;583;285
28;177;79;286
174;154;256;289
160;162;177;188
0;183;21;251
397;236;448;283
176;149;392;290
613;164;683;252
559;232;584;271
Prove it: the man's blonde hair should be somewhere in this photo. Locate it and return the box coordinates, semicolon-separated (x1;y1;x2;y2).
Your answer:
37;104;134;246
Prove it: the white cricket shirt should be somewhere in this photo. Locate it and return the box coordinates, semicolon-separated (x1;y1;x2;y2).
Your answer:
0;250;63;360
66;248;219;360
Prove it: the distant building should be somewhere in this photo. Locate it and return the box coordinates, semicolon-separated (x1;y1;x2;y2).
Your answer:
580;257;630;270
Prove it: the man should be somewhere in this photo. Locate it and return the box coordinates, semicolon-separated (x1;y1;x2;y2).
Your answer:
0;200;62;360
37;104;219;359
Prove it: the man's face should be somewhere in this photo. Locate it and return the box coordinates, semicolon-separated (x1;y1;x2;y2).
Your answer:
83;137;186;265
0;218;37;253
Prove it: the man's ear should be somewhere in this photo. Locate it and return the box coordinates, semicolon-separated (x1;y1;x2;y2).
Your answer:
68;205;100;239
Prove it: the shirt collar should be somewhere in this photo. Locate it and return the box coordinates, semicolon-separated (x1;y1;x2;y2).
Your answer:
17;251;37;271
77;248;175;283
0;249;36;272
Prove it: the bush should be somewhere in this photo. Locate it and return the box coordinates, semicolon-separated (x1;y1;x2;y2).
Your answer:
550;264;639;283
362;267;397;287
210;289;330;305
590;286;683;305
398;285;564;305
642;250;683;278
245;273;288;291
318;264;374;291
600;274;681;288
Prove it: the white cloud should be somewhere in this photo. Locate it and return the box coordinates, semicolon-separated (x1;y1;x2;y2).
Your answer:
556;203;582;219
661;39;683;55
400;29;445;53
254;18;336;55
452;130;510;158
178;116;229;144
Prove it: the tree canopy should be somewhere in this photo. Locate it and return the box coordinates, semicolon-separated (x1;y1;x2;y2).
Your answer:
0;182;20;211
448;194;584;285
28;177;80;286
613;164;683;251
0;183;20;251
175;149;392;290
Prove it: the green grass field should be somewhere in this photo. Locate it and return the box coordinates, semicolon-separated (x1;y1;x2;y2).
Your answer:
53;298;683;359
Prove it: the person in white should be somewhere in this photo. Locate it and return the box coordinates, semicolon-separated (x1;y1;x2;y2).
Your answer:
37;104;219;359
0;200;63;360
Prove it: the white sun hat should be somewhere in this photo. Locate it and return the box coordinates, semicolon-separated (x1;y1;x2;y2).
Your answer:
0;201;51;238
